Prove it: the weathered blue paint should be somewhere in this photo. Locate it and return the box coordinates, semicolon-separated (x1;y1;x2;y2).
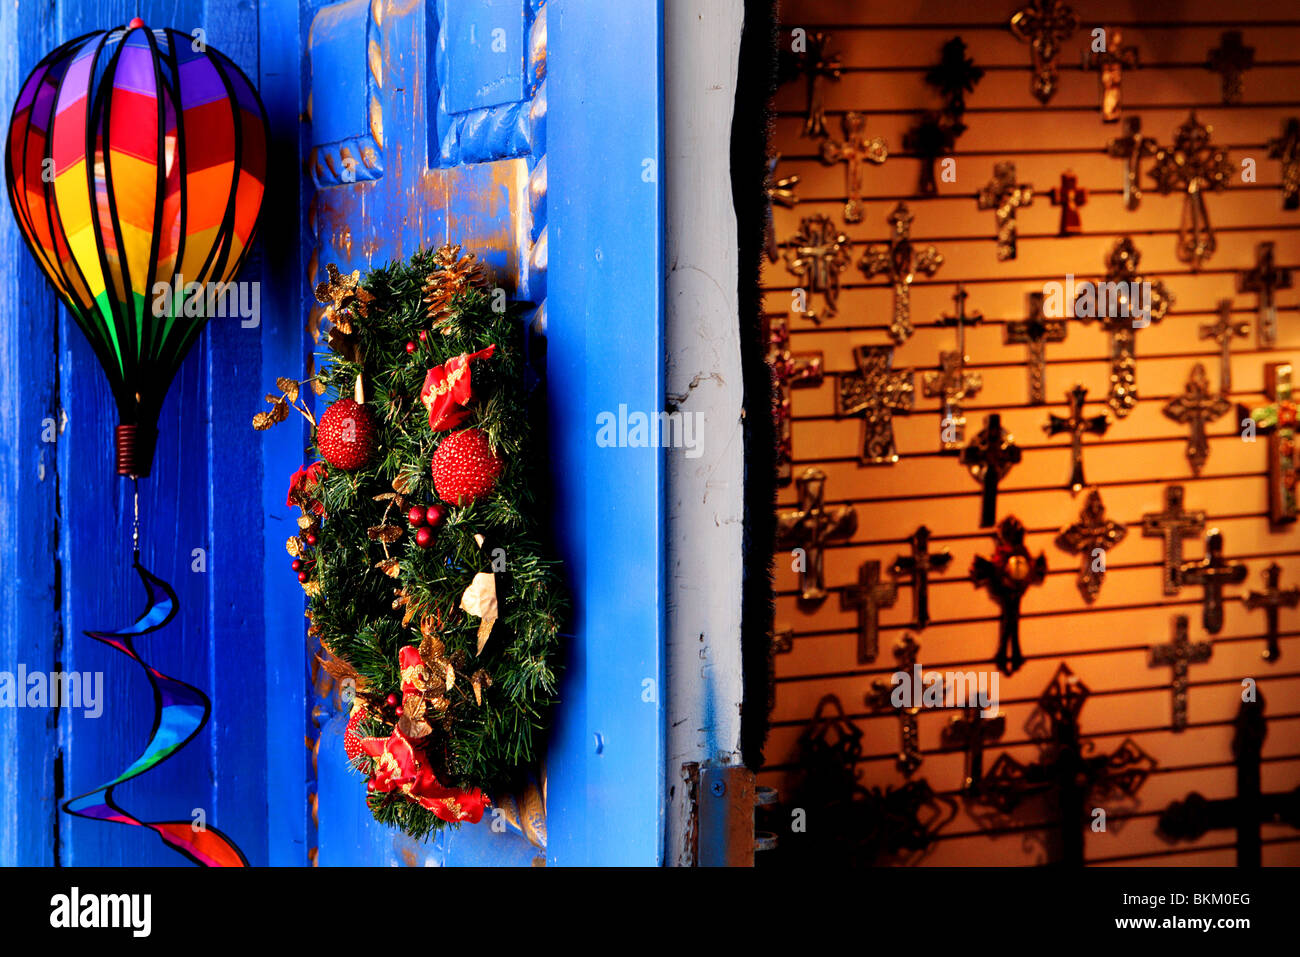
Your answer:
545;0;665;866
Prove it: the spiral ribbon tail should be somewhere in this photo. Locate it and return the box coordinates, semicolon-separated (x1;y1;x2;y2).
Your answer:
62;560;247;867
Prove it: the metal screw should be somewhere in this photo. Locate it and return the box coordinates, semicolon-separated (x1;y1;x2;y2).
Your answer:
710;780;726;797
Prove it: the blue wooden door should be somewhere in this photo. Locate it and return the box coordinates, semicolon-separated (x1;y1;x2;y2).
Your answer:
301;0;666;866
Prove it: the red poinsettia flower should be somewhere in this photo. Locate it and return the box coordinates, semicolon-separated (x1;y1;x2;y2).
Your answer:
420;344;496;432
287;461;328;515
359;725;488;823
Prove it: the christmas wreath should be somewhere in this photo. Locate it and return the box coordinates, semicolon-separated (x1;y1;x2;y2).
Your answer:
257;246;564;839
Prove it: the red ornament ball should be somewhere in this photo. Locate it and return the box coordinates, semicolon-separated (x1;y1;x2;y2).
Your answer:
306;534;318;547
418;330;428;342
385;693;398;707
405;341;417;354
415;526;434;548
407;506;426;527
430;428;503;505
297;571;308;583
291;559;302;571
425;504;446;528
316;398;378;471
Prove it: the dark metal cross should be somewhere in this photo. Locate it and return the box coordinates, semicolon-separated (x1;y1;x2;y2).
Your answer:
944;706;1005;794
795;31;842;138
1149;113;1233;269
1079;237;1173;418
836;345;915;465
1268;118;1300;211
820;111;887;224
1107;116;1157;211
962;414;1022;528
1200;299;1249;394
1044;385;1109;494
866;633;923;777
940;283;982;361
1141;485;1206;597
1240;361;1299;526
1237;241;1293;349
841;560;898;664
1049;170;1088;235
976;663;1156;867
1005;292;1067;405
977;161;1033;261
1163;363;1230;477
859;202;944;343
904;38;983;196
1159;695;1300;867
1206;30;1255;105
765;314;823;486
777;467;858;603
1055;487;1127;604
1148;615;1212;732
1179;527;1247;635
784;214;852;322
1008;0;1080;105
1084;26;1138;122
891;525;952;631
972;516;1047;676
923;352;982;454
1246;563;1299;662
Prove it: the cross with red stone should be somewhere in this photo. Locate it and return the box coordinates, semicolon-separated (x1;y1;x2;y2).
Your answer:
1237;241;1292;349
1199;299;1249;394
1049;170;1088;235
1005;292;1067;405
891;525;952;631
1206;30;1255;105
972;516;1047;676
962;413;1022;528
1148;614;1212;732
765;314;824;486
820;111;887;224
1179;528;1247;635
841;560;898;664
1044;385;1109;494
1246;563;1299;662
1241;361;1299;526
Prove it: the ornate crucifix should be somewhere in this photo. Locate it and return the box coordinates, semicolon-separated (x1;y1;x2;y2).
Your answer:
944;706;1005;795
1055;488;1127;604
1084;26;1138;122
859;202;944;343
841;560;898;664
777;467;858;603
1044;385;1110;494
1148;113;1233;270
1206;30;1255;105
1246;563;1299;662
783;214;852;322
972;516;1047;676
1009;0;1079;105
1163;363;1230;477
1107;117;1157;211
866;633;924;777
1200;299;1249;394
1159;695;1300;867
1141;485;1206;597
820;111;887;224
962;414;1021;528
1148;615;1212;733
1268;118;1300;211
924;352;982;454
1179;528;1247;635
795;31;841;139
1049;170;1088;235
1079;237;1173;418
1005;292;1067;405
837;345;914;465
1237;241;1292;350
762;154;800;264
976;663;1156;867
977;162;1032;261
765;314;823;486
1241;361;1299;526
891;525;952;631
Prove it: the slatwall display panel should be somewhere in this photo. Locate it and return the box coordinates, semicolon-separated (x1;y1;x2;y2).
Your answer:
762;0;1300;866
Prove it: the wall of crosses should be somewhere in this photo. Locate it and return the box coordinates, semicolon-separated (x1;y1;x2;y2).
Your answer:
763;0;1300;865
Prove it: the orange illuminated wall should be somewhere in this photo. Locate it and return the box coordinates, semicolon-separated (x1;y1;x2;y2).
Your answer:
762;0;1300;865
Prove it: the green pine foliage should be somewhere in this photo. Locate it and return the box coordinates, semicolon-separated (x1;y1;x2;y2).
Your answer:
305;249;564;839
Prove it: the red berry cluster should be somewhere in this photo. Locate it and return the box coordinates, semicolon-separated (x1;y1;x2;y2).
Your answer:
407;503;446;548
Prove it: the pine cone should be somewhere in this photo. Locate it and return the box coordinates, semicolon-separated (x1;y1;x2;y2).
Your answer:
422;244;488;327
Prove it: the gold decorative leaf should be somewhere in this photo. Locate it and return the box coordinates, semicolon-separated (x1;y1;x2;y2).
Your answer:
367;524;403;543
392;473;415;495
444;662;456;691
310;376;327;396
286;536;303;558
253;411;275;430
270;399;291;424
375;557;401;578
297;515;314;530
276;377;300;402
303;581;322;597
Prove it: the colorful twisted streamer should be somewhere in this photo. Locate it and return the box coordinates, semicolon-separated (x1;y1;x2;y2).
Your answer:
62;560;246;866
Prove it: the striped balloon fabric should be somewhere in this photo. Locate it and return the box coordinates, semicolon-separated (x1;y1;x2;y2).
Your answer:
5;19;269;476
